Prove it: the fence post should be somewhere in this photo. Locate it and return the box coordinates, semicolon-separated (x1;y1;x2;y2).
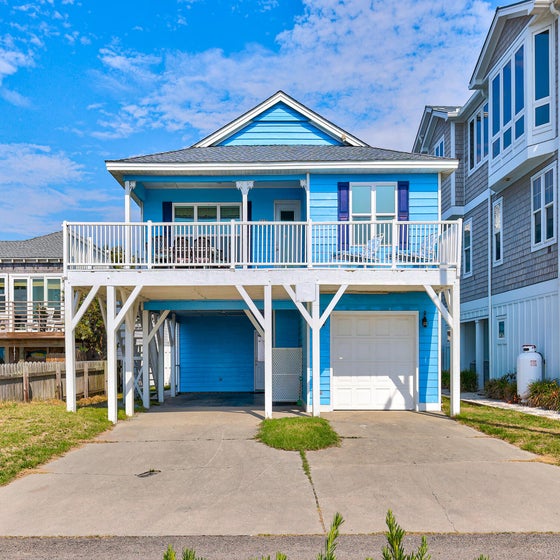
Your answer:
22;364;30;403
83;362;89;399
55;362;62;400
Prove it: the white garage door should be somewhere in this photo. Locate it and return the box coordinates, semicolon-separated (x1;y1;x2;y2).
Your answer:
331;313;416;410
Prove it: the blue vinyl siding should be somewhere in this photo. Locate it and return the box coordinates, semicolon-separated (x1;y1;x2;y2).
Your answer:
219;103;341;146
274;310;301;347
308;173;439;222
179;313;254;392
316;293;438;406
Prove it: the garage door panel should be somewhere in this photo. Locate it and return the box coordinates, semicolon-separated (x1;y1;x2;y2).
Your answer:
332;313;416;411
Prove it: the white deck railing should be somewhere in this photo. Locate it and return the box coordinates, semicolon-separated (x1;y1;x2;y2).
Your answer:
64;220;462;271
0;301;65;333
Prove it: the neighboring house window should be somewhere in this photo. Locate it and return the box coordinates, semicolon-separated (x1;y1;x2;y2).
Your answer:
531;164;555;249
490;44;525;159
492;198;503;265
350;183;397;244
0;277;5;313
173;203;241;222
433;136;445;157
463;219;472;277
534;29;551;128
497;317;506;342
468;103;489;171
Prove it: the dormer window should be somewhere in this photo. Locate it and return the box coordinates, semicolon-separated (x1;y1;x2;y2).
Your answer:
433;136;444;157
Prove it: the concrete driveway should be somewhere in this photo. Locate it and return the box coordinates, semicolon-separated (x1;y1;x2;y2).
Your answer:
1;403;560;536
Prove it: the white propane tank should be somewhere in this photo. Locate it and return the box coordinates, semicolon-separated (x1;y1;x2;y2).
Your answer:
516;344;543;401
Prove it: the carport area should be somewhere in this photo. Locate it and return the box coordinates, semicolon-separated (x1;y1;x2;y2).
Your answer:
1;406;560;536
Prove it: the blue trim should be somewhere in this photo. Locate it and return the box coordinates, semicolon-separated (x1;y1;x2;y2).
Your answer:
144;299;298;311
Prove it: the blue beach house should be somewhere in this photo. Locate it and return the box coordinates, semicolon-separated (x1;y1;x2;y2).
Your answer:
63;91;462;422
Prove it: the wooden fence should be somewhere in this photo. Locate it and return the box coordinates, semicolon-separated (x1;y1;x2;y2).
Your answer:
0;361;106;402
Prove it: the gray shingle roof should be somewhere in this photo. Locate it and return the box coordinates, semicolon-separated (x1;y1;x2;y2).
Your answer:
108;145;452;165
0;231;63;261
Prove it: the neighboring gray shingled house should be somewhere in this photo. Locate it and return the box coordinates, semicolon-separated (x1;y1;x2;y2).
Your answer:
0;232;64;363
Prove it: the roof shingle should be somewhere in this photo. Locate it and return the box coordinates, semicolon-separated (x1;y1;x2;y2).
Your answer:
0;231;63;261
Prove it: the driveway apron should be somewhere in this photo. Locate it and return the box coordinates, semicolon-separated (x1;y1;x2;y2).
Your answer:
1;406;560;536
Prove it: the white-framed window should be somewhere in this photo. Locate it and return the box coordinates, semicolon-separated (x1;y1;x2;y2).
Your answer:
350;183;397;244
534;28;551;129
468;103;489;172
497;317;506;343
0;276;5;313
463;218;473;277
173;203;241;222
490;42;525;159
433;136;445;157
492;198;503;266
531;164;555;249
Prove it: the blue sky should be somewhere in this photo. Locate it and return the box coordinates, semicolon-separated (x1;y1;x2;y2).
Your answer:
0;0;502;239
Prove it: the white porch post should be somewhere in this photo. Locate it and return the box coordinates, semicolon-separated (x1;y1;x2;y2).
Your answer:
169;314;177;397
124;308;135;417
236;181;253;267
450;280;461;416
106;286;118;424
264;284;273;419
142;309;151;409
311;284;321;417
158;323;165;403
64;281;76;412
475;319;485;391
124;181;136;267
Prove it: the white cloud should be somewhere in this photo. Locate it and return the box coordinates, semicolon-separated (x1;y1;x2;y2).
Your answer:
91;0;496;150
0;143;121;237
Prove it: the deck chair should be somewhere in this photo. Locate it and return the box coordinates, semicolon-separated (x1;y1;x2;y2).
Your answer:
398;232;438;263
335;234;383;263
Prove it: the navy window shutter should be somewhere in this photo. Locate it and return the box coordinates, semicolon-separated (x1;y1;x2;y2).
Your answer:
162;202;173;222
337;182;350;250
397;181;409;250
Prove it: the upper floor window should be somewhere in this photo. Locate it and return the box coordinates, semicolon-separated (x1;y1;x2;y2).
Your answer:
490;44;525;159
0;277;5;313
433;136;444;157
532;165;555;249
463;219;472;277
468;103;489;171
534;29;551;128
492;198;503;265
173;203;241;222
350;183;396;244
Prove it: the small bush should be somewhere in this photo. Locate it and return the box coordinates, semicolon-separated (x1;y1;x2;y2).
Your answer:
440;369;478;392
527;379;560;411
485;373;518;403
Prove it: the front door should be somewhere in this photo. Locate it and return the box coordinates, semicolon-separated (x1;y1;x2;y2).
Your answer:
274;201;301;264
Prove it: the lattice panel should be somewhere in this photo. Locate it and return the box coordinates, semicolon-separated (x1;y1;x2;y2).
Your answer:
272;347;303;402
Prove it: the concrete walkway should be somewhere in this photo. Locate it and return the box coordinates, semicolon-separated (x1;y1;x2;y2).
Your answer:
1;403;560;536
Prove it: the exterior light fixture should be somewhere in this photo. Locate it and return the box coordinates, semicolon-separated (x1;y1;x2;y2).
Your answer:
422;312;428;328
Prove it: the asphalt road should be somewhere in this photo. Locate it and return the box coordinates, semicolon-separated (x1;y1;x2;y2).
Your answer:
1;534;560;560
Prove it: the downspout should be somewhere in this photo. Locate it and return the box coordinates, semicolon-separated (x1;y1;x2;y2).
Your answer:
487;188;493;382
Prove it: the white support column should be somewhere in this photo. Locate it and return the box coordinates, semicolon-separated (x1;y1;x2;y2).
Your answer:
169;314;177;397
157;324;165;403
236;181;253;267
450;280;461;416
311;284;321;417
124;181;136;267
64;281;76;413
264;284;273;419
142;309;151;409
106;286;118;424
475;319;485;391
124;308;135;417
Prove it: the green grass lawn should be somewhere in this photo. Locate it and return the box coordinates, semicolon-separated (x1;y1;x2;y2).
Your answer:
443;396;560;465
0;399;125;486
256;416;340;451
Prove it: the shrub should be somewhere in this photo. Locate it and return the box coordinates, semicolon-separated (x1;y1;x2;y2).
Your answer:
441;369;478;392
485;373;518;403
162;511;490;559
527;379;560;411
